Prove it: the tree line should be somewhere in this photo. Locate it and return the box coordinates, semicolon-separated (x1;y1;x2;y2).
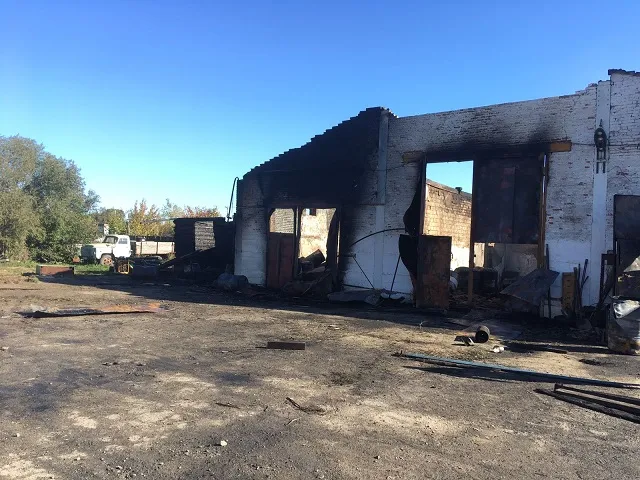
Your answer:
95;200;220;238
0;135;220;262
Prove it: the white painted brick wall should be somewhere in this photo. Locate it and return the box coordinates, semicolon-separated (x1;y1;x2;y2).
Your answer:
235;71;640;312
606;72;640;248
387;84;600;308
234;176;268;285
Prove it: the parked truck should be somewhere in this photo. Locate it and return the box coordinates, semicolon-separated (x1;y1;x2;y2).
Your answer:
80;235;174;265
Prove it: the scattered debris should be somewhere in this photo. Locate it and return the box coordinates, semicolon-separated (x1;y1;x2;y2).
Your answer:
454;335;474;346
475;325;490;343
0;346;8;351
285;418;300;426
216;273;249;292
215;402;241;409
19;303;164;318
501;268;559;306
579;358;607;366
327;324;340;330
286;397;326;415
448;317;522;342
397;351;640;389
607;299;640;354
491;345;505;353
266;341;306;351
13;433;20;438
216;440;228;447
327;290;381;306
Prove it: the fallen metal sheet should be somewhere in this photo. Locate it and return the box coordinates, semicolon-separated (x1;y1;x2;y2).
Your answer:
500;268;559;305
398;351;640;389
536;388;640;424
19;303;163;318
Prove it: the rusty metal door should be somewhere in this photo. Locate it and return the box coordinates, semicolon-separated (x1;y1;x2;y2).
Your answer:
267;233;295;289
416;235;451;309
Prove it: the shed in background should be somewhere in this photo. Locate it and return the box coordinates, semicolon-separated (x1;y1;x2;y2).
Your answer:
174;217;223;258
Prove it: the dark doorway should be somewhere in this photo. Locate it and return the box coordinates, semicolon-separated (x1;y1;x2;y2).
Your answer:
267;209;296;289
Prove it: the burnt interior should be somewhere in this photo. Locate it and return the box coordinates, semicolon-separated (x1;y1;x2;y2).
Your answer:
241;107;564;312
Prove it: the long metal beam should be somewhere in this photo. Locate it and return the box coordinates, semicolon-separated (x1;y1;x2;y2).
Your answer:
555;384;640;407
397;351;640;389
536;388;640;424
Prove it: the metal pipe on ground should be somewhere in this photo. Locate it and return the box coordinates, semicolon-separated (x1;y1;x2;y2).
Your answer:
536;388;640;424
397;352;640;389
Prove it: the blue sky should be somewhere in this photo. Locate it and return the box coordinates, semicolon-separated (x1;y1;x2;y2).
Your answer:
1;1;638;215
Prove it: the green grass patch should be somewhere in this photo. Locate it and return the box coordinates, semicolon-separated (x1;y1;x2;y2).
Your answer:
0;261;38;276
74;264;111;275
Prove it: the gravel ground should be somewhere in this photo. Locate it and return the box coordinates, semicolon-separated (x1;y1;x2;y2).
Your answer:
0;273;639;480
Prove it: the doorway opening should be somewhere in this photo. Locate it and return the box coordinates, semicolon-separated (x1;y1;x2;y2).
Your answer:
419;154;546;310
266;207;340;296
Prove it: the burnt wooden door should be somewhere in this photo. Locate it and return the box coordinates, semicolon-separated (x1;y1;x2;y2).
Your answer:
267;232;295;289
416;235;452;309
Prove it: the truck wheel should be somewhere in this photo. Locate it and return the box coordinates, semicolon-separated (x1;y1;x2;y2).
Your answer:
99;254;114;266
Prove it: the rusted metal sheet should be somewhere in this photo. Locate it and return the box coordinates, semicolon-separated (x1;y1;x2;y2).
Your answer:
35;265;74;276
501;268;559;305
267;233;295;289
614;195;640;240
472;156;543;244
416;235;451;309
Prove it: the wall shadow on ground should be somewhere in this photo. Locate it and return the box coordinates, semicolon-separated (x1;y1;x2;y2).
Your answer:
38;273;605;347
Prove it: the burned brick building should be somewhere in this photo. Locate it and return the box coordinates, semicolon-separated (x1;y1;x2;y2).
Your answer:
234;69;640;316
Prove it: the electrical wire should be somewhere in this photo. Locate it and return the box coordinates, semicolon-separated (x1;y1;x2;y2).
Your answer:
347;228;406;248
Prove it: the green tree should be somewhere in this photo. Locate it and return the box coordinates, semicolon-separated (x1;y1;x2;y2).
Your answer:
94;208;127;235
0;190;39;259
0;135;40;190
128;199;162;237
158;199;184;236
0;136;41;259
0;135;98;262
26;153;99;262
183;206;221;218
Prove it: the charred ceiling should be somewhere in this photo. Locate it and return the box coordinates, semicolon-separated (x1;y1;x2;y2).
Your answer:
245;107;385;207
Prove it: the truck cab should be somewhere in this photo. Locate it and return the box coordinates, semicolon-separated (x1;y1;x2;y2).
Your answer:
80;234;132;265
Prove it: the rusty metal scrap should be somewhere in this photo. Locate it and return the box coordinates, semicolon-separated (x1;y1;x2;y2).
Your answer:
20;303;164;318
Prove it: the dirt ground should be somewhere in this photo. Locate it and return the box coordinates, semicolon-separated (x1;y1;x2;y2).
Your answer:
0;272;639;480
